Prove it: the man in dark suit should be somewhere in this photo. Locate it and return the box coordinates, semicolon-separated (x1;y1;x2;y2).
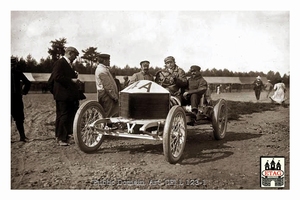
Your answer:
48;46;83;146
11;57;31;142
183;65;207;119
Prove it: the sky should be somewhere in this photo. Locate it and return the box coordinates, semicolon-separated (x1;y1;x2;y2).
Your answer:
10;9;290;76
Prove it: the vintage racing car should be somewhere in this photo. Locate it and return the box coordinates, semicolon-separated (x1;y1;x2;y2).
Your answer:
73;80;227;164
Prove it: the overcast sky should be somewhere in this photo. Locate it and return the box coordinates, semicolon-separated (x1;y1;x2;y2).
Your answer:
11;10;290;75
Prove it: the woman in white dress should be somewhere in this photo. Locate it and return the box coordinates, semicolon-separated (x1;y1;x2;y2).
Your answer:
270;80;286;104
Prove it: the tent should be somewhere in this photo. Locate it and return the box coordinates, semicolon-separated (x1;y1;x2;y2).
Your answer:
239;77;268;84
203;76;242;84
23;73;35;82
32;73;51;82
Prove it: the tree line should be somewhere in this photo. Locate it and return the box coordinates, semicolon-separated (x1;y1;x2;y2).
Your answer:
11;38;290;86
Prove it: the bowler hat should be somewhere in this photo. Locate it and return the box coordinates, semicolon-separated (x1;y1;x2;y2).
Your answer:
65;46;79;55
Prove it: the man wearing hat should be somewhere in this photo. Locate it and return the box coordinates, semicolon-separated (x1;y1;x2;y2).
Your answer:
253;76;264;100
48;46;84;146
182;65;207;118
95;53;119;117
155;56;187;99
11;57;31;142
128;60;153;85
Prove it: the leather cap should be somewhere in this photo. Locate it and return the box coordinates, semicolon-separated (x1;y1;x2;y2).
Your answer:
164;56;175;63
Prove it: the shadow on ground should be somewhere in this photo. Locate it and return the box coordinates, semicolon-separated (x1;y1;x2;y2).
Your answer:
89;130;262;166
180;131;262;165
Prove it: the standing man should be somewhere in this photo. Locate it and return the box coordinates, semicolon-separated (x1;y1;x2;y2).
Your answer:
253;76;264;101
129;60;153;85
48;46;83;146
11;57;31;142
95;54;119;117
264;80;273;98
155;56;187;100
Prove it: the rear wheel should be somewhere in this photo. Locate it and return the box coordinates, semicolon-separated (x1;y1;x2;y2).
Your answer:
212;99;228;140
73;100;106;153
163;106;187;164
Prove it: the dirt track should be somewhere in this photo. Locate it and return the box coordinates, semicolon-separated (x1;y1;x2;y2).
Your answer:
10;91;290;190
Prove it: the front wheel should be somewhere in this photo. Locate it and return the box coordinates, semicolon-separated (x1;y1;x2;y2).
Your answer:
212;99;228;140
163;106;187;164
73;100;106;153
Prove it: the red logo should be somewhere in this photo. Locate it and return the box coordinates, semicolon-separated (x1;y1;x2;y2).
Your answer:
261;170;284;177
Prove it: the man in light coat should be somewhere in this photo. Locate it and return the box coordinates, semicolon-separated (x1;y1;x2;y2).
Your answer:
95;54;119;117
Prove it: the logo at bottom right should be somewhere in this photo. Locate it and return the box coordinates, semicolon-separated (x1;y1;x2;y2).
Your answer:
260;156;285;188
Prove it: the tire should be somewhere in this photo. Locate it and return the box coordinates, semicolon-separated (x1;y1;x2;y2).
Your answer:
73;100;106;153
212;99;228;140
163;106;187;164
170;96;181;107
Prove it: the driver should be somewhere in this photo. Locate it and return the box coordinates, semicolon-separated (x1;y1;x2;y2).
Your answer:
155;56;187;102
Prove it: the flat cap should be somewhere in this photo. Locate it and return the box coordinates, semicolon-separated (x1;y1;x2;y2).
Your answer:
98;54;110;59
65;46;79;55
190;65;201;72
140;60;150;66
164;56;175;63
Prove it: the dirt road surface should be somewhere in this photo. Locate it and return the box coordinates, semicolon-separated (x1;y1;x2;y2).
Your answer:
10;91;291;192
